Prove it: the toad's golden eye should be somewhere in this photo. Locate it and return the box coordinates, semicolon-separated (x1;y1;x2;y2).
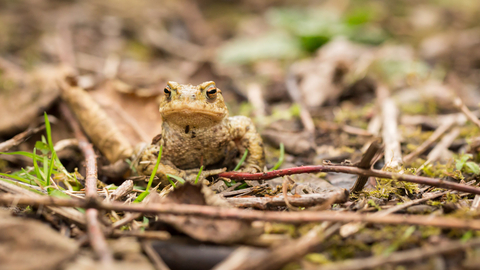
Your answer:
206;87;217;99
164;87;171;98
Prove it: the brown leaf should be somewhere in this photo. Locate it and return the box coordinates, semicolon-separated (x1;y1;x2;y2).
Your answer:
151;183;261;244
0;211;78;270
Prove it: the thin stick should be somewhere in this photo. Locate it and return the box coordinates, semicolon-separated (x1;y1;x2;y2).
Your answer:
60;103;113;264
340;191;447;237
350;140;383;192
226;190;348;209
285;71;315;133
218;165;480;195
403;116;455;164
425;127;460;165
217;223;341;270
3;194;480;230
380;86;403;169
454;97;480;210
0;125;45;152
317;237;480;270
141;240;171;270
454;97;480;128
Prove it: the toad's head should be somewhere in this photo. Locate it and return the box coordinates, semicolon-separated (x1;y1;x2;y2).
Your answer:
159;81;228;127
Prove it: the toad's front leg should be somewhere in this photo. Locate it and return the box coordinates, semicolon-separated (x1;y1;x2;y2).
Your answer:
228;116;266;172
134;144;225;186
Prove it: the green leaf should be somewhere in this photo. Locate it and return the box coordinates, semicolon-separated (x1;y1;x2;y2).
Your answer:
235;183;249;190
224;180;237;187
456;154;471;171
218;32;302;64
466;162;480;175
35;141;50;155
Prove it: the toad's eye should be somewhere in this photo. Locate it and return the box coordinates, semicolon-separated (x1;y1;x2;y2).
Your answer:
164;87;171;98
206;88;217;99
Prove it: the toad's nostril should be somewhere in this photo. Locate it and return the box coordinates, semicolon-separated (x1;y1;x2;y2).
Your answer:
190;94;196;100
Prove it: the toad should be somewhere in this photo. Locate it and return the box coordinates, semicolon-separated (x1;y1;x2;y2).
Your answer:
134;81;265;185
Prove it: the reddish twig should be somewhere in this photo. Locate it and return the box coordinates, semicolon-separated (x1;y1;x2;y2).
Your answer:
219;165;480;195
60;103;113;263
2;194;480;230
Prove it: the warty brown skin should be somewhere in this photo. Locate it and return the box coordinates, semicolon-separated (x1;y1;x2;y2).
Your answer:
134;81;265;185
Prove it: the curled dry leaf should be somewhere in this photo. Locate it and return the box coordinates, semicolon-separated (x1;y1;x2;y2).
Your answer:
149;183;261;244
60;80;134;163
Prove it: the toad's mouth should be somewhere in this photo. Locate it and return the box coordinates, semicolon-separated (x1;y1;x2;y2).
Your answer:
161;107;227;122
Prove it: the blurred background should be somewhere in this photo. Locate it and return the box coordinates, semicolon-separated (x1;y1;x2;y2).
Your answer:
1;0;480;168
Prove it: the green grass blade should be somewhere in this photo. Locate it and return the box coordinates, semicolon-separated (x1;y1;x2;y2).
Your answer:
46;151;56;187
234;149;249;171
32;148;46;186
44;112;55;153
1;151;44;161
167;176;177;188
0;172;31;184
269;143;284;171
146;145;163;191
0;178;44;195
194;166;204;184
43;156;48;184
134;191;149;203
166;174;185;184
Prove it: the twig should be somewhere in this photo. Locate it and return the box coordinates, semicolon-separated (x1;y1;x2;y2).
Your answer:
350;140;383;192
60;103;113;264
112;212;142;229
0;125;45;152
112;230;170;240
454;97;480;128
403;116;455;164
425;127;460;165
379;85;403;169
220;183;268;197
218;165;480;195
285;70;315;133
226;190;348;209
246;82;267;118
454;97;480;210
3;194;480;230
416;127;460;174
144;27;209;62
141;241;171;270
216;223;341;270
316;237;480;270
340;191;447;237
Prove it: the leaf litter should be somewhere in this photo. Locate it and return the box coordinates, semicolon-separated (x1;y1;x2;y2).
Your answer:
2;0;480;269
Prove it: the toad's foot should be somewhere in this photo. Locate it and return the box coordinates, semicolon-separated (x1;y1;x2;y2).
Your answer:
183;168;227;183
